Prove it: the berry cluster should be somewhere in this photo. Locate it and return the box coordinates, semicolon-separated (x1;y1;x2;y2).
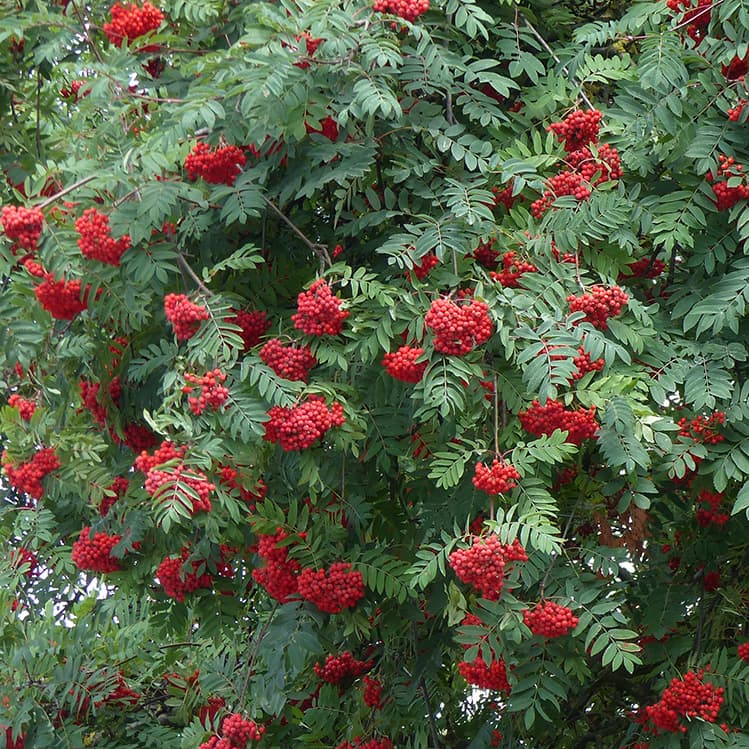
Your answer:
297;562;365;613
218;713;265;746
519;399;598;444
548;109;603;152
723;54;749;80
164;293;210;341
314;652;373;684
306;115;339;142
336;738;393;749
410;252;440;280
11;546;39;577
567;285;629;330
666;0;712;43
100;476;129;516
458;656;511;693
218;465;266;511
425;298;493;355
79;379;110;428
623;257;666;279
2;447;60;500
230;309;270;352
75;208;131;266
641;669;724;733
472;459;520;496
373;0;429;21
1;205;44;250
71;527;123;573
522;600;579;637
292;279;349;336
472;239;499;269
156;548;213;601
382;345;427;383
490;251;538;288
182;369;229;415
695;489;729;527
264;396;345;451
260;339;317;382
60;79;90;101
8;394;37;420
362;675;383;708
571;346;605;381
122;422;158;453
678;412;725;444
252;528;301;603
184;142;247;186
708;155;749;211
728;99;747;122
449;535;528;600
135;440;185;473
493;182;520;211
34;274;90;320
738;643;749;662
291;32;324;69
103;2;165;47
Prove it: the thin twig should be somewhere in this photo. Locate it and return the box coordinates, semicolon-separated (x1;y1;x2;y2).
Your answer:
37;175;97;209
70;0;104;64
175;253;212;296
262;197;331;271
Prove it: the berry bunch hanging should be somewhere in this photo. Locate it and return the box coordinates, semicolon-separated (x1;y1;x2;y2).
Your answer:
182;369;230;415
314;652;373;684
425;297;493;355
252;528;301;603
449;535;528;600
218;466;266;511
571;346;605;381
567;285;629;330
707;154;749;211
519;399;598;444
409;252;439;280
292;279;349;336
184;142;247;186
472;460;520;496
666;0;712;43
305;115;339;142
11;547;39;577
490;251;538;288
548;109;603;152
382;345;428;383
264;395;345;451
738;643;749;662
164;293;210;341
7;394;37;421
373;0;429;21
99;476;129;516
361;675;384;708
259;339;317;382
695;489;729;527
156;548;213;602
458;655;511;693
472;238;499;269
103;2;165;47
71;527;123;573
522;600;579;637
2;447;60;500
207;713;265;747
297;561;365;613
678;412;725;444
336;738;393;749
1;205;44;250
230;308;270;352
75;207;132;266
34;274;90;320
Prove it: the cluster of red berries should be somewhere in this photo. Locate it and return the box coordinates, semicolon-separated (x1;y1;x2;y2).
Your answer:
373;0;429;21
458;655;511;693
703;570;721;592
570;346;605;381
678;412;725;444
182;369;229;415
290;32;324;69
121;422;158;453
567;285;629;330
723;54;749;80
8;394;37;420
738;643;749;662
382;345;428;383
449;535;528;600
622;257;666;280
230;309;270;352
314;652;373;684
297;562;365;613
2;447;60;500
472;238;499;269
490;251;538;288
306;115;339;142
103;2;165;47
252;528;302;603
708;155;749;211
202;713;265;747
100;476;129;516
34;274;90;319
362;675;383;708
260;339;317;381
728;99;747;121
641;669;724;733
519;399;598;444
156;548;213;601
410;252;439;280
336;738;393;749
60;79;90;101
548;109;603;152
472;459;520;496
292;279;349;336
218;466;266;511
79;379;110;428
1;205;44;250
11;546;39;577
493;182;520;211
264;396;345;451
74;208;131;266
184;142;247;186
71;527;123;573
666;0;712;43
164;293;210;340
425;297;493;355
522;600;579;637
135;440;185;473
694;489;729;527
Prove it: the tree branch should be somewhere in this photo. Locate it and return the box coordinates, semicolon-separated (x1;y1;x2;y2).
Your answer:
175;252;212;296
263;197;331;272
